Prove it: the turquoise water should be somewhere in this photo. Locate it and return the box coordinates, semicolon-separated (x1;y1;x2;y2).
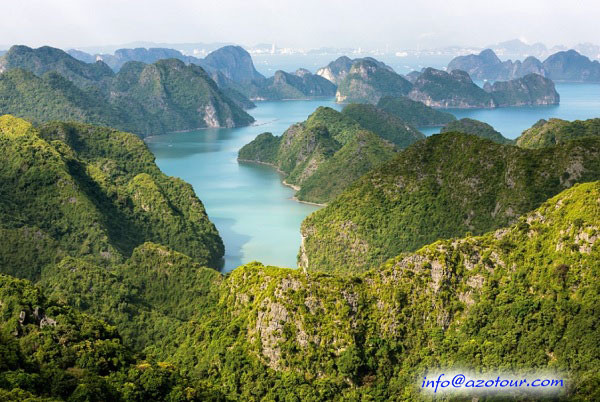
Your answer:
420;83;600;138
146;99;341;272
147;83;599;272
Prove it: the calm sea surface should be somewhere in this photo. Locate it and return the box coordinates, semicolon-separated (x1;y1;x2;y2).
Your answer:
147;83;600;272
420;83;600;137
146;100;341;272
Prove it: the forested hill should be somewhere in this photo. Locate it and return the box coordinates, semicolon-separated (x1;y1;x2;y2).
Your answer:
300;131;600;273
376;95;456;127
238;105;424;204
0;46;255;136
0;44;114;87
166;181;600;400
0;114;224;281
1;114;599;400
0;115;230;400
516;117;600;148
441;118;513;144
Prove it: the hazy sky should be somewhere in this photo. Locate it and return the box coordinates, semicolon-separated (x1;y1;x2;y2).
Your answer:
2;0;599;50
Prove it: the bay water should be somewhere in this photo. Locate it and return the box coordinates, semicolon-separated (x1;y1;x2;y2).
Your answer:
146;100;341;272
147;83;599;272
420;83;600;137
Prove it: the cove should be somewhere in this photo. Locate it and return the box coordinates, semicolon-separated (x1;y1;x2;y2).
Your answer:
146;99;341;272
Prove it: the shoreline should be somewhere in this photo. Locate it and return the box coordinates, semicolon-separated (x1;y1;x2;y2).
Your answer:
238;159;326;207
282;179;300;191
291;195;326;207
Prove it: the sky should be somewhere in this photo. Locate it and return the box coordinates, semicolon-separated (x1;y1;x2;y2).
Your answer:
1;0;599;50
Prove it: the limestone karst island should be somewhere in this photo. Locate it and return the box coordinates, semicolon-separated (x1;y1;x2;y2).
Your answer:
1;1;599;400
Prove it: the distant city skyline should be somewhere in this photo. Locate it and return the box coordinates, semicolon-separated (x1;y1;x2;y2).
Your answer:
2;1;599;51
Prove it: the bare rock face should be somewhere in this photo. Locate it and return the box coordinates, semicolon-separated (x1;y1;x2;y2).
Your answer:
40;316;57;328
255;299;289;369
316;56;354;85
203;103;220;128
15;307;58;331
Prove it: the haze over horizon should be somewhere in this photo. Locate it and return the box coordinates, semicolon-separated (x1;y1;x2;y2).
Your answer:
2;0;599;51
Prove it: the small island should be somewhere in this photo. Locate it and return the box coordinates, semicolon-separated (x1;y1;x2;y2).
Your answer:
238;105;425;204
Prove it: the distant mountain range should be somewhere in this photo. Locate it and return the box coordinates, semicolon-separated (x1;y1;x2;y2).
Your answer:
448;48;600;82
326;57;559;108
485;39;600;60
485;39;549;58
1;41;595;140
69;41;234;56
0;45;349;135
61;38;600;62
69;45;340;102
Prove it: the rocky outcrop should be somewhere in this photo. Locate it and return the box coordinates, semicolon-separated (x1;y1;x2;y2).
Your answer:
317;56;394;85
447;49;547;81
110;59;255;132
316;56;354;85
0;45;114;88
0;49;255;136
408;68;559;108
259;69;337;100
15;307;58;334
238;106;399;204
447;48;600;82
484;73;560;106
408;68;496;108
203;45;266;83
542;49;600;82
404;71;422;83
335;59;412;104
